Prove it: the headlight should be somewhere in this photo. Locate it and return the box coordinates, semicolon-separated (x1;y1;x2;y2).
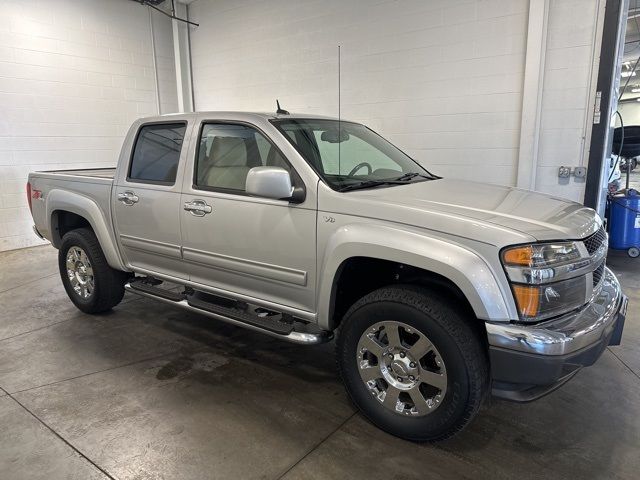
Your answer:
502;242;590;322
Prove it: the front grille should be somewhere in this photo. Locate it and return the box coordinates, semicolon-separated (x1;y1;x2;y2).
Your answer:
582;226;607;289
583;226;608;256
592;261;605;287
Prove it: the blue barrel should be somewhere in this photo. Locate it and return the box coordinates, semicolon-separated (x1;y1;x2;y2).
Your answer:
609;193;640;250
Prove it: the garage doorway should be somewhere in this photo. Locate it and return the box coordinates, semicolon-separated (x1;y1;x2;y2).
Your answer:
585;0;630;215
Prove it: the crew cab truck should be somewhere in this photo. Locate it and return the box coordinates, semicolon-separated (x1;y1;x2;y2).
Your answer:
28;112;627;441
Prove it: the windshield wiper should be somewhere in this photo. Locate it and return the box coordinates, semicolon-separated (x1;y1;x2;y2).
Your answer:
392;172;440;181
338;180;404;192
338;172;440;192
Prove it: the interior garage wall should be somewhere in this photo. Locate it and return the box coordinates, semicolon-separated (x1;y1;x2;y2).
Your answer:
534;0;604;199
188;0;603;201
617;101;640;125
0;0;607;252
0;0;178;251
189;0;528;187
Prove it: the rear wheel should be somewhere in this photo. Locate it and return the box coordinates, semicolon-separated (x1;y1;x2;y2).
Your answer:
59;228;128;313
337;285;488;442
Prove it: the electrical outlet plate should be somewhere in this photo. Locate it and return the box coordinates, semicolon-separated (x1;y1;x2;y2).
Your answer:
574;166;587;178
558;166;571;178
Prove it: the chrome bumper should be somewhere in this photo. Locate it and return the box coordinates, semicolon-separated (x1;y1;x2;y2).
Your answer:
486;267;627;401
486;267;625;356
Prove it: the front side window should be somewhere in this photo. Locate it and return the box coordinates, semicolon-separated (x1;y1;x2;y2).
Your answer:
195;123;290;192
129;123;186;184
273;119;437;191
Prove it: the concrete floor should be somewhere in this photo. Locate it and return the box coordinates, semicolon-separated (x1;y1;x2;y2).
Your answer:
0;246;638;480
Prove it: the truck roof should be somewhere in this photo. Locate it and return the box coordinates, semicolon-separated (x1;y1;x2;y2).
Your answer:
137;111;341;123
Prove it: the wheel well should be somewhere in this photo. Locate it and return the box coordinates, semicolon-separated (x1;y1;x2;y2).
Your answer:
329;257;480;332
51;210;92;247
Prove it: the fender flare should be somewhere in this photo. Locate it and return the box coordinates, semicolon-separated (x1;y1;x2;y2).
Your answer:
316;223;513;329
46;189;127;271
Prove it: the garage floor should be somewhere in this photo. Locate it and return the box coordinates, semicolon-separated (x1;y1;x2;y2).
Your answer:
0;246;639;480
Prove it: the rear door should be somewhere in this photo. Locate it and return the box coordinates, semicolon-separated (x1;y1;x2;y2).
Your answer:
113;121;190;279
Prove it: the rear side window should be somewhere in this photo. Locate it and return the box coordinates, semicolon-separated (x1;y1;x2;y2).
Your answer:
128;123;186;184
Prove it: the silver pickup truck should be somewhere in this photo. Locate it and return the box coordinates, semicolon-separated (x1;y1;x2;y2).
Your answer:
28;111;627;441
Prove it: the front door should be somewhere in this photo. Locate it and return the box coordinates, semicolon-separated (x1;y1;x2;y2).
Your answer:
113;121;189;279
180;122;316;313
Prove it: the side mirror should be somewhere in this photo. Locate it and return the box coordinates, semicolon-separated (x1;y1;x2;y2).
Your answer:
246;166;298;201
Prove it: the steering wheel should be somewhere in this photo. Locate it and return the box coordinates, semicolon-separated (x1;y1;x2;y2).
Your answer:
348;162;372;177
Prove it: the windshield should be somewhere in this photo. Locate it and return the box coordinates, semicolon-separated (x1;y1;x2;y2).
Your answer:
272;119;438;191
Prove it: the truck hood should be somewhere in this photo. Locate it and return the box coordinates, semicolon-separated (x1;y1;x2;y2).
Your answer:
320;179;601;246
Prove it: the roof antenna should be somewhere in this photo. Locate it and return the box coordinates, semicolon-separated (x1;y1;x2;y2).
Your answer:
276;99;289;115
338;45;341;176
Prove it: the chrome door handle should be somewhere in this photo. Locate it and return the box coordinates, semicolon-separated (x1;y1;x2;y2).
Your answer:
184;200;212;216
117;191;139;205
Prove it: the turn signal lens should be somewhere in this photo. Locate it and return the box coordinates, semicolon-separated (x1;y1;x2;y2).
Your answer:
502;242;581;268
503;246;534;266
512;285;540;317
510;276;587;321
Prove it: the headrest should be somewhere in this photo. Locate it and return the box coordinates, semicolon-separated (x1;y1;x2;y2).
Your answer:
209;137;247;167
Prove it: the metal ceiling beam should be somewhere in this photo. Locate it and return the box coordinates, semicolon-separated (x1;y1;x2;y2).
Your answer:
131;0;199;26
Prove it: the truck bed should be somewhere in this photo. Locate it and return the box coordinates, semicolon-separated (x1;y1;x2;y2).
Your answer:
28;167;117;246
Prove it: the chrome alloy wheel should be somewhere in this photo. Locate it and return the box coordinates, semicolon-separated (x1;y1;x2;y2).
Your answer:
357;321;447;416
66;246;94;299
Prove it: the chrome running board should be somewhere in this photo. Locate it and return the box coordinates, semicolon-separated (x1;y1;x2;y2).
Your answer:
124;282;332;345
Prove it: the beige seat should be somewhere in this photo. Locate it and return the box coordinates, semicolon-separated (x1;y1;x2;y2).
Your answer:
203;136;251;190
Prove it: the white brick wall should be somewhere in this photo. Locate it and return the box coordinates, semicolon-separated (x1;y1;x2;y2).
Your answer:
535;0;601;200
0;0;606;251
617;102;640;126
188;0;529;187
188;0;602;202
0;0;177;251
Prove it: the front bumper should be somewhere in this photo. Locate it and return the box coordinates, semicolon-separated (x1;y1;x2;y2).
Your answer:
486;267;627;402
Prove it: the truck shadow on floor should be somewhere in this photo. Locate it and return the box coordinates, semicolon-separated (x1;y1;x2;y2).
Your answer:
151;308;340;386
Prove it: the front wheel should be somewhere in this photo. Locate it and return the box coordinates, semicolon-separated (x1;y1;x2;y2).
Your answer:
337;286;488;442
59;228;128;313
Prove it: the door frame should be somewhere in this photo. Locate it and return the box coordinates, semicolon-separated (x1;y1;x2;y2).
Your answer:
584;0;629;215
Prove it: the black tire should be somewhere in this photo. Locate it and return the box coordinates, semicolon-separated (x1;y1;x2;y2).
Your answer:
59;228;128;313
337;285;488;442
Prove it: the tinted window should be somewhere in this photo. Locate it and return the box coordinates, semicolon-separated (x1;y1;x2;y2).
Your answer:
195;123;290;192
129;123;186;184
